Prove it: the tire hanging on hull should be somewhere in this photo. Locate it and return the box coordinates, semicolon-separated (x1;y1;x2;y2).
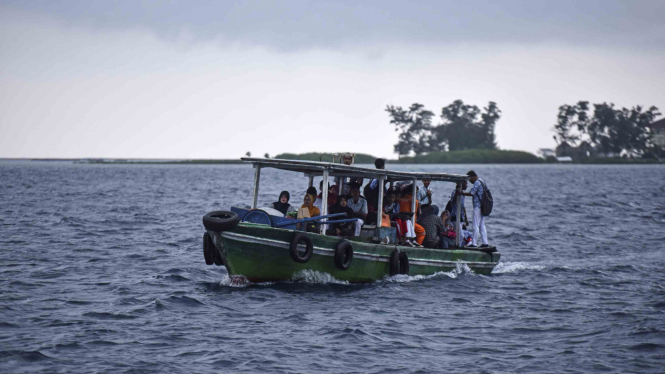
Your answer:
389;249;400;276
290;233;313;263
334;240;353;270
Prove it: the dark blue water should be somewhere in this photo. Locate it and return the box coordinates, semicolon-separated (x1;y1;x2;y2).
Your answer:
1;161;664;373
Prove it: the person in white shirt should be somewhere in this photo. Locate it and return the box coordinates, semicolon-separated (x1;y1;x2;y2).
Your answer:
417;179;433;206
346;184;367;236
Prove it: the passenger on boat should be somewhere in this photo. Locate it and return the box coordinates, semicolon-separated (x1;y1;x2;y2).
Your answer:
364;158;386;207
337;153;363;197
326;195;355;237
314;181;337;210
417;179;433;206
398;184;425;247
419;205;446;249
448;181;469;240
346;184;367;236
384;189;407;244
270;191;296;217
297;193;321;232
462;170;489;247
440;210;473;248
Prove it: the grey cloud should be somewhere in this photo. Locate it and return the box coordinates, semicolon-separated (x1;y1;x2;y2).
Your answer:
2;0;664;51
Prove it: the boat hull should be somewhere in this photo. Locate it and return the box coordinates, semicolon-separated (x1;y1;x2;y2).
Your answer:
208;223;500;283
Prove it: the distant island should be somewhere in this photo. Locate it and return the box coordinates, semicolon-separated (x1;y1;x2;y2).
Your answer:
274;150;542;164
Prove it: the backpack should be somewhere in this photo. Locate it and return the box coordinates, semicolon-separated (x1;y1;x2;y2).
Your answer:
444;196;453;213
478;180;493;216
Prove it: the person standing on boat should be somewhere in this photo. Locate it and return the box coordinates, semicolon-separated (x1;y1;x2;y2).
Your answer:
462;170;489;247
364;158;386;224
449;181;469;242
337;153;363;197
346;184;367;236
417;179;433;206
314;181;337;210
270;191;296;217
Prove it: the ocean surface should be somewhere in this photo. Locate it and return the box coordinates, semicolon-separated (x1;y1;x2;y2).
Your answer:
1;161;664;373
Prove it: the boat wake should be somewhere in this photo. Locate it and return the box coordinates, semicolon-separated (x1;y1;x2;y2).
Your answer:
292;270;350;285
491;261;545;274
383;262;475;283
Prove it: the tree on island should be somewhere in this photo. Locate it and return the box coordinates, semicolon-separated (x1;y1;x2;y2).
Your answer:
245;151;251;157
553;101;661;156
387;100;499;158
264;153;270;158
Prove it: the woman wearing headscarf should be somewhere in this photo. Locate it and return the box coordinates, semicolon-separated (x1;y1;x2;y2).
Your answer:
270;191;296;216
301;193;320;218
326;195;355;236
297;193;321;232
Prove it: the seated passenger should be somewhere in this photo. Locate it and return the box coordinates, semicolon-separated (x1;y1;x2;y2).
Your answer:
270;191;296;217
384;189;407;244
398;184;424;247
297;193;320;232
326;195;355;237
346;184;367;236
314;182;338;210
439;211;472;248
419;205;446;249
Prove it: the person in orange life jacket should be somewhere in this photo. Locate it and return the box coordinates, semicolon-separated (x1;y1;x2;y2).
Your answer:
398;183;425;247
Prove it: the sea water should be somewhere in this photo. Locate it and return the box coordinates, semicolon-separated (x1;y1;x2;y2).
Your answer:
1;161;664;373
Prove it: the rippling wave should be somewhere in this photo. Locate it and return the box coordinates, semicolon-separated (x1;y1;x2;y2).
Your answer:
1;161;664;373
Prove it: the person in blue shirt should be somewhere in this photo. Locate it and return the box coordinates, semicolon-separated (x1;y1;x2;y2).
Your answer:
462;170;489;247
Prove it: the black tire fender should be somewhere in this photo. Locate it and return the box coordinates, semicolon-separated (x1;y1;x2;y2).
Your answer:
202;211;240;232
334;240;353;270
203;232;214;266
399;251;410;275
290;233;313;263
389;249;400;276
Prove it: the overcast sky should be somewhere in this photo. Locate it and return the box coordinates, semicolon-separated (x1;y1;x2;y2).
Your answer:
1;0;664;159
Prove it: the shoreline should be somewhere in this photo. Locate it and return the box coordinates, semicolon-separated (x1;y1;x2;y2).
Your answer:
2;158;662;165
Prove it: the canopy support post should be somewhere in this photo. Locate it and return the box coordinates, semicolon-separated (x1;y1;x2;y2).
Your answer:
308;175;314;188
376;176;385;239
252;165;261;209
320;169;329;235
455;189;462;247
411;179;417;214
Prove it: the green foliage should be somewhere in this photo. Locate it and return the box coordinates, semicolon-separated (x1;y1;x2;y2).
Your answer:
274;152;378;164
398;150;541;164
386;103;435;157
387;100;499;157
436;100;499;151
553;102;661;155
245;151;251;157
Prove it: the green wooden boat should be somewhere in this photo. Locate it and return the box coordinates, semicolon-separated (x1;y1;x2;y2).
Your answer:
202;158;500;283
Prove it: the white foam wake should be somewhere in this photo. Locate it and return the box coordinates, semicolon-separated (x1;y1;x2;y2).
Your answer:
383;261;475;283
491;261;545;274
291;270;350;285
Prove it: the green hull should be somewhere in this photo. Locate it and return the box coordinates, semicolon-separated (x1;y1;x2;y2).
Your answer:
208;223;500;283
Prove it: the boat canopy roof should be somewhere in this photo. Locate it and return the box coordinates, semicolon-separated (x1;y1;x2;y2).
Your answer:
241;157;468;183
